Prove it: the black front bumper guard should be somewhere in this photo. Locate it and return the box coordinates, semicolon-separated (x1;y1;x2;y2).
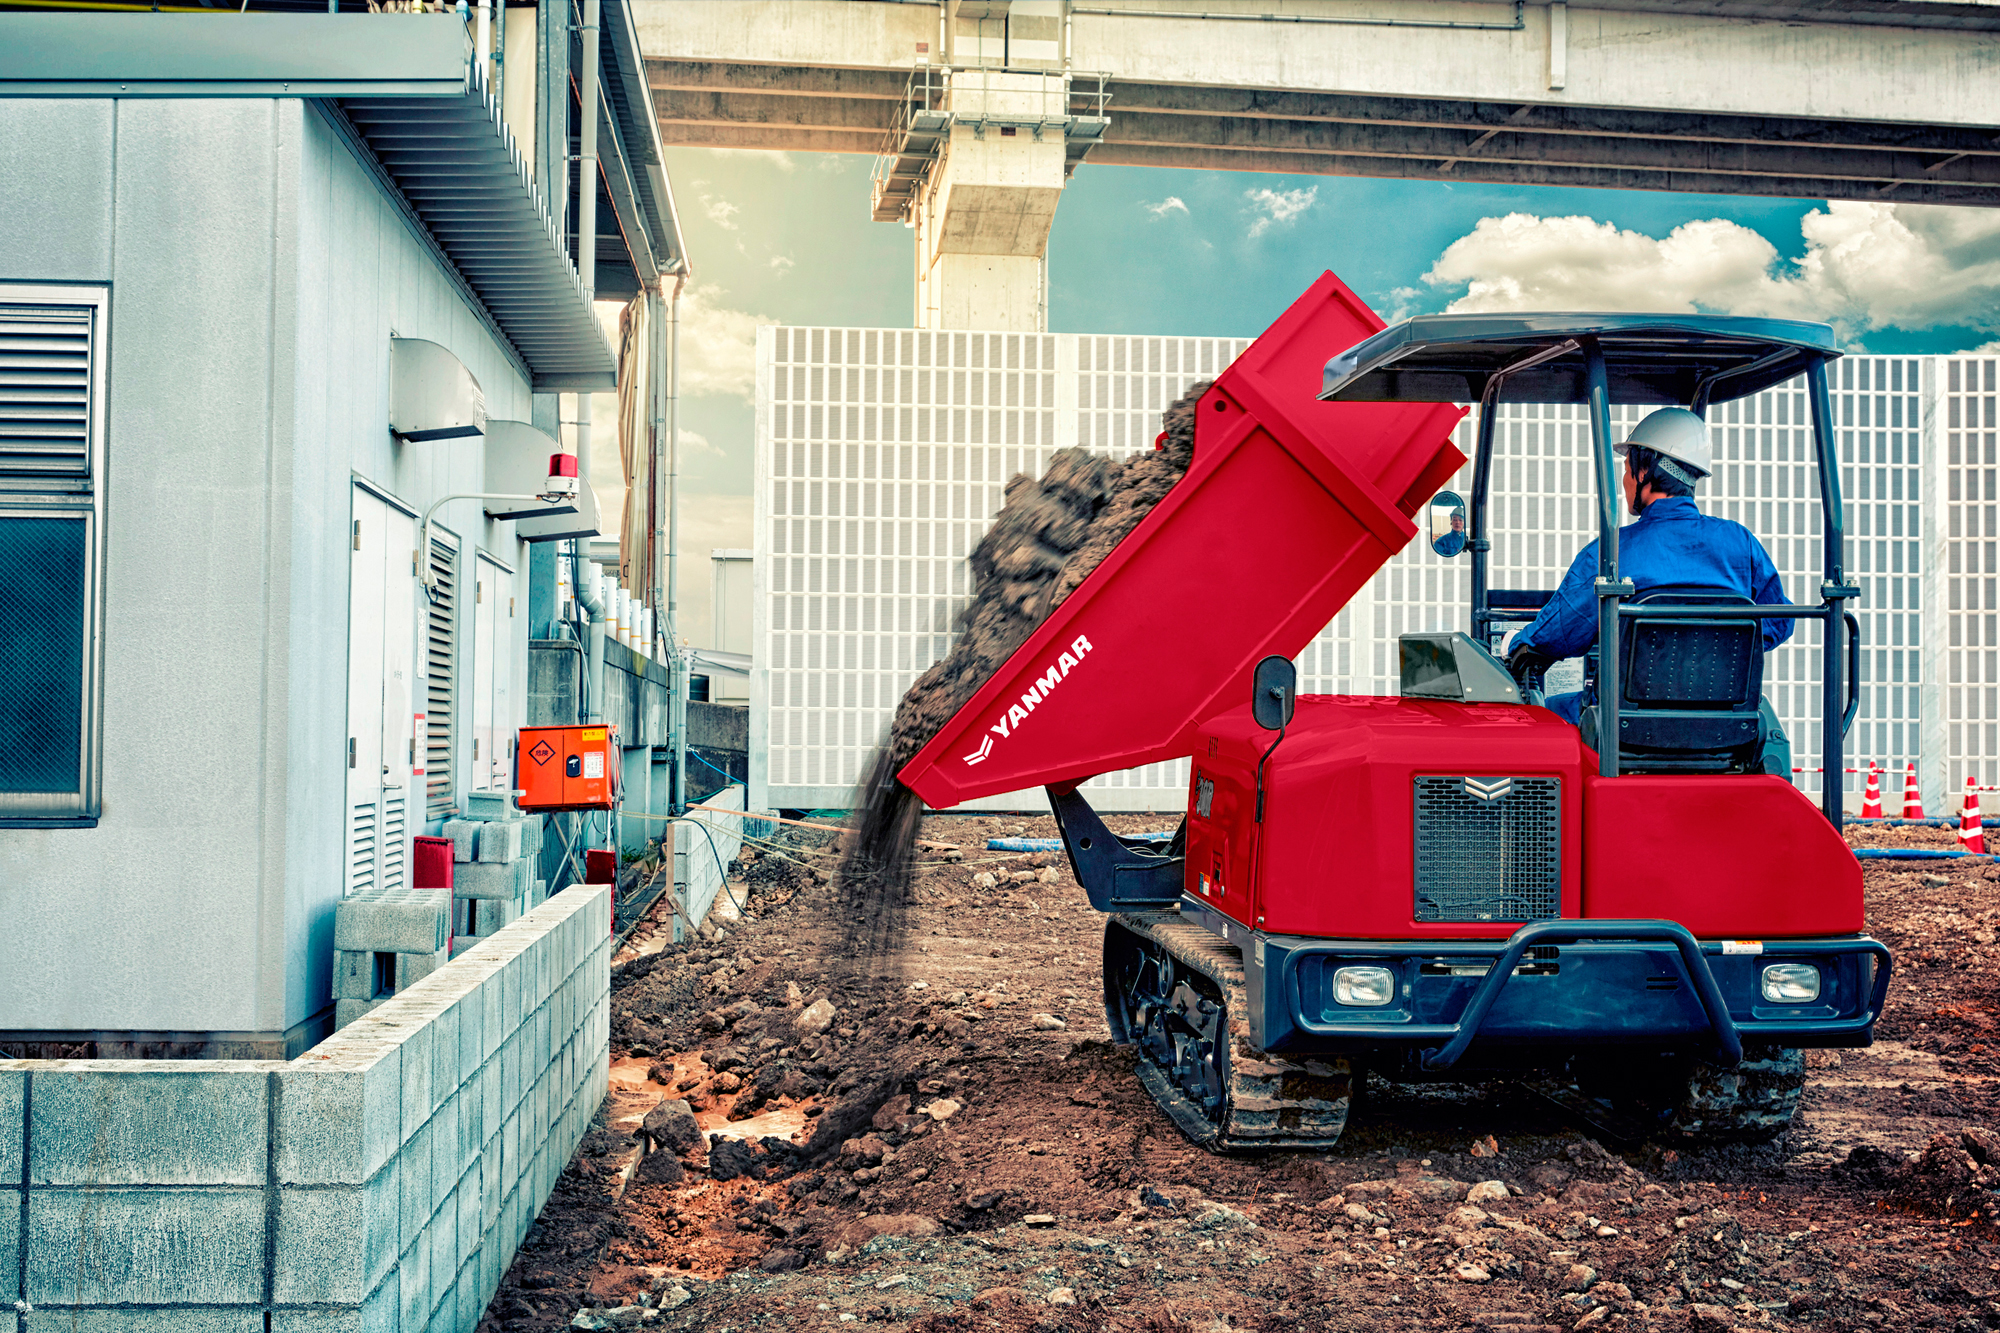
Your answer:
1277;917;1894;1072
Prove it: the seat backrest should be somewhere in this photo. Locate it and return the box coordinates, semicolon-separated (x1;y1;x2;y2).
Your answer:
1621;587;1761;713
1611;585;1765;772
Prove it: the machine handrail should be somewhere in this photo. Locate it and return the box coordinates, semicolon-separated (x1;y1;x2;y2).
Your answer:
1844;611;1862;733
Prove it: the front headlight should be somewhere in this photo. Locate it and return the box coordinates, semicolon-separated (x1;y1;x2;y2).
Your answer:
1333;965;1396;1007
1761;962;1821;1004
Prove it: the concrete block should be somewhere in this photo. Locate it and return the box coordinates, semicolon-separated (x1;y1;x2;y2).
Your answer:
457;1253;484;1330
272;1159;398;1302
334;888;450;954
531;878;547;906
26;1313;263;1333
1;1188;18;1301
336;997;386;1029
441;818;479;862
428;1184;459;1306
454;858;529;901
396;1016;434;1146
455;1168;480;1275
274;1044;401;1186
269;1271;398;1333
332;949;381;1001
431;1092;462;1206
429;1002;461;1109
468;895;520;938
462;791;512;821
397;945;451;990
434;1268;461;1333
480;969;504;1065
27;1188;265;1304
397;1223;430;1333
398;1117;433;1248
478;1062;503;1160
518;815;543;858
474;818;521;863
0;1068;24;1184
31;1068;267;1186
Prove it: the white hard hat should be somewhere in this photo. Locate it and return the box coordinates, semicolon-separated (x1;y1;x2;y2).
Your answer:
1614;406;1711;480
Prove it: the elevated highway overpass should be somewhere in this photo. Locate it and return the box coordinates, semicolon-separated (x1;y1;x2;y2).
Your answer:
636;0;2000;327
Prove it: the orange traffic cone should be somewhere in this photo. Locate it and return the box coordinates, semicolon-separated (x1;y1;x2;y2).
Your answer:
1902;762;1925;819
1962;781;1986;854
1861;762;1883;818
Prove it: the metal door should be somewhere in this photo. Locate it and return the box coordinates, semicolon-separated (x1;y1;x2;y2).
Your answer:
345;484;419;894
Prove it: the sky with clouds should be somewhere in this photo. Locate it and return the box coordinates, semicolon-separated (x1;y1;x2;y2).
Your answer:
627;147;2000;647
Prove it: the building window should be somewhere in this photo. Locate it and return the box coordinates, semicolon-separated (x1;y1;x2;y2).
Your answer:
0;285;106;826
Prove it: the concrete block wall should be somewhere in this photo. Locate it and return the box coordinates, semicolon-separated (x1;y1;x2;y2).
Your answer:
674;784;758;941
0;884;610;1331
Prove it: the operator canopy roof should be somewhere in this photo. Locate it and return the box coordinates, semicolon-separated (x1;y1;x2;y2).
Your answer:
1320;313;1839;408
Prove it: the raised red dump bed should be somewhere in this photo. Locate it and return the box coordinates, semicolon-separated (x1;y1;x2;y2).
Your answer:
897;272;1467;809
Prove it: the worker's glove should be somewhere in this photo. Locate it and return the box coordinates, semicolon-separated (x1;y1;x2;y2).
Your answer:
1505;643;1555;691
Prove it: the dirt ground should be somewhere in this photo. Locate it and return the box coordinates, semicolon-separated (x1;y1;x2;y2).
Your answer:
485;815;2000;1333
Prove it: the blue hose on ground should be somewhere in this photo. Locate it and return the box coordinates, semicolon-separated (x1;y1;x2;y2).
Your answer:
986;832;1175;852
1853;847;1991;861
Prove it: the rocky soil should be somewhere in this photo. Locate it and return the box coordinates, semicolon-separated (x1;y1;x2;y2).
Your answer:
484;815;2000;1333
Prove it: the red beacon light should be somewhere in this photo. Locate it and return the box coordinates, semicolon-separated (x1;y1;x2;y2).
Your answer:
542;451;580;502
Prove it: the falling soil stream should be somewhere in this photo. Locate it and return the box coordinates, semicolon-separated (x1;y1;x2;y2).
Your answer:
835;381;1212;971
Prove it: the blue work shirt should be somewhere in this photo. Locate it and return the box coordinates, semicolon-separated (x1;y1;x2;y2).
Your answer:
1514;496;1794;662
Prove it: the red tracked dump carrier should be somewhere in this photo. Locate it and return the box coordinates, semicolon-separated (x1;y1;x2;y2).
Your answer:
896;280;1888;1154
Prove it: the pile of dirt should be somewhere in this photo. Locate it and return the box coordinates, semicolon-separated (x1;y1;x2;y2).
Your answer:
837;381;1212;955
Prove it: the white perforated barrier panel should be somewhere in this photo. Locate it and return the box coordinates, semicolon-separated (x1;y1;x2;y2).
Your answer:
752;329;1963;816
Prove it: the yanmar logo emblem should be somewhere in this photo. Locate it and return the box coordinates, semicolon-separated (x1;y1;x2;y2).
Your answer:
1463;777;1513;802
962;634;1096;766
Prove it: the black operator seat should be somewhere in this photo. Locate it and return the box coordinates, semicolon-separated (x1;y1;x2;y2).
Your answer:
1583;586;1767;775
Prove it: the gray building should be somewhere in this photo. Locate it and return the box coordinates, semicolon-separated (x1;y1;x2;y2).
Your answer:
0;10;685;1056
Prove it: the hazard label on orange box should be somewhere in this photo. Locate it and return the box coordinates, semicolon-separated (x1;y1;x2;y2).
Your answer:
528;739;556;766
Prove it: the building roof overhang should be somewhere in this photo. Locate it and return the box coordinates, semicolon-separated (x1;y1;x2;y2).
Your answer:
0;13;618;392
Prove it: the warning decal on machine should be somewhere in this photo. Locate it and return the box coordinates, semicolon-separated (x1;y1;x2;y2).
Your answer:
528;739;556;766
1721;940;1764;955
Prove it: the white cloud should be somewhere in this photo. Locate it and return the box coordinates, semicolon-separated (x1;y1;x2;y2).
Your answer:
1143;196;1189;219
676;284;769;401
674;427;725;460
1245;185;1316;238
1422;202;2000;339
701;190;741;230
769;254;796;274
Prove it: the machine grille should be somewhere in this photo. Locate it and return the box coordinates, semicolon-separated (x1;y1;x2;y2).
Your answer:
1412;775;1561;923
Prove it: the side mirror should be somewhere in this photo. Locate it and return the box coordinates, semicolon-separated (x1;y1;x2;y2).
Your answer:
1428;490;1468;558
1251;655;1295;731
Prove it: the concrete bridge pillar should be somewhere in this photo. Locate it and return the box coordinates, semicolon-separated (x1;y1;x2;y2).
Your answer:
912;68;1069;332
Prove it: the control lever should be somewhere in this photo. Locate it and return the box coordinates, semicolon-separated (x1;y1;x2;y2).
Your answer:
1504;643;1555;709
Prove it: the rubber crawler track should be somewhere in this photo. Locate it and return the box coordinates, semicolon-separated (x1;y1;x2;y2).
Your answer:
1108;912;1353;1154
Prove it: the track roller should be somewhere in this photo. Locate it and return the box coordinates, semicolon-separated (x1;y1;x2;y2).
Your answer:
1103;912;1352;1154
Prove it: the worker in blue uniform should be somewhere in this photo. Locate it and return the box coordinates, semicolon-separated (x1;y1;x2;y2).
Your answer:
1504;407;1793;771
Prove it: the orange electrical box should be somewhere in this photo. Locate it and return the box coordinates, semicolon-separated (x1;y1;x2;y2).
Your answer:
516;724;621;811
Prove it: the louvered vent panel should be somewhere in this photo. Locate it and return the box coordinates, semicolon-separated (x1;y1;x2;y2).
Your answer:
348;801;378;894
425;538;457;819
381;793;407;892
0;303;94;483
